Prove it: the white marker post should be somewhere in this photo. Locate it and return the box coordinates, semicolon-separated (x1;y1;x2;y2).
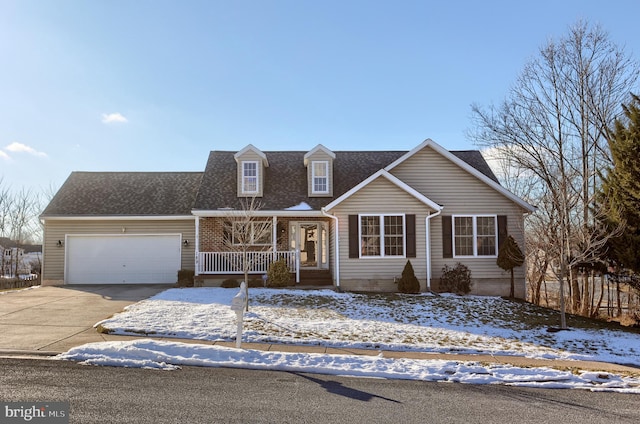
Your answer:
230;282;247;348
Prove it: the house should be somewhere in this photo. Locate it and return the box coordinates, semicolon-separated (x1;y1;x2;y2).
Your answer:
40;139;536;297
1;246;30;277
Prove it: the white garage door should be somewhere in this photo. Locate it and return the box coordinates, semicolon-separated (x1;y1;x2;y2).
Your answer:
66;235;181;284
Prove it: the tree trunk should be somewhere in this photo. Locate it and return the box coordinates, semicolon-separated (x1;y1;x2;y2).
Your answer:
581;271;591;317
570;268;581;314
592;273;605;318
510;269;515;298
616;280;622;317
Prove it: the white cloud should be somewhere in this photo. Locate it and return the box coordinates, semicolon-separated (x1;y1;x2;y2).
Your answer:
0;150;10;160
101;112;128;124
5;142;47;157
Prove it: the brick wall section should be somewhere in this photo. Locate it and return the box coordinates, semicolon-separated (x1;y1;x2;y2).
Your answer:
199;218;226;251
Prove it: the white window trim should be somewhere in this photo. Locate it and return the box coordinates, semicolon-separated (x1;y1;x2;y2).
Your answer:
358;213;406;258
232;220;273;246
452;214;498;258
241;161;259;194
311;160;330;194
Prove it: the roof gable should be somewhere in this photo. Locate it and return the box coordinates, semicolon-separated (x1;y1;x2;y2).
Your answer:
323;169;442;212
234;144;269;167
386;139;536;212
303;144;336;165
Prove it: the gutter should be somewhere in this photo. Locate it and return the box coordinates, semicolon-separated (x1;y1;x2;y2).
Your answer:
425;209;443;291
320;208;340;289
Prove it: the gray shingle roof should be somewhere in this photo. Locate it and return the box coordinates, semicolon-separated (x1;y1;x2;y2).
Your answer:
451;150;500;183
42;149;498;216
192;150;499;211
41;172;203;216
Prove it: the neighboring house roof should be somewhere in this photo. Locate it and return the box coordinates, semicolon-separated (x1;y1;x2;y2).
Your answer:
41;172;203;217
193;149;499;211
0;239;41;252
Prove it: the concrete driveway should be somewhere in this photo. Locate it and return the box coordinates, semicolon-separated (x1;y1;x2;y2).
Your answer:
0;285;170;354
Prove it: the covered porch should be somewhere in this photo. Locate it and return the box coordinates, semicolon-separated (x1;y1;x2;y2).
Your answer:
193;213;334;286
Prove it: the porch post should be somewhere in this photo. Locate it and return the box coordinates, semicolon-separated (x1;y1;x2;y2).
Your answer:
272;216;277;252
296;249;300;283
195;215;200;276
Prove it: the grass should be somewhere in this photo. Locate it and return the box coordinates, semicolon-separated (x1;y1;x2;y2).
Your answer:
256;290;640;335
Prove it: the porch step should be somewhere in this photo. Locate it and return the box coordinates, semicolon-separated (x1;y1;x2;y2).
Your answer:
299;269;333;286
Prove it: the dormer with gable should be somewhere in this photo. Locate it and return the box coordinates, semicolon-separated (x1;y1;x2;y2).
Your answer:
304;144;335;197
234;144;269;197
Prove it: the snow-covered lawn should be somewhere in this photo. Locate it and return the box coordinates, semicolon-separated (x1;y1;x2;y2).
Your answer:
57;288;640;392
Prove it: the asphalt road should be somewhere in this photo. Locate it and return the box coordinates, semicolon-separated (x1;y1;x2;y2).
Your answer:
1;358;638;423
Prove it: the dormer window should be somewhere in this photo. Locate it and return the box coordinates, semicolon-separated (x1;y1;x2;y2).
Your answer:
304;144;335;197
234;144;268;197
242;161;259;194
312;161;329;194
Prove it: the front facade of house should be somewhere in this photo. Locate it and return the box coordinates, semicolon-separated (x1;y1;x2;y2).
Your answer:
40;139;535;298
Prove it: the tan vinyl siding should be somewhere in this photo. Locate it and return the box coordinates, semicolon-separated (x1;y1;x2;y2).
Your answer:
329;177;432;292
236;151;265;197
391;146;527;297
42;219;196;284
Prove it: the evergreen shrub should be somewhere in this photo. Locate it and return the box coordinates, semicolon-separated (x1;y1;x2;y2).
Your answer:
439;263;472;295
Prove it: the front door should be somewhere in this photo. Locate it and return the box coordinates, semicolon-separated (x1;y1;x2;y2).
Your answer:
290;222;328;269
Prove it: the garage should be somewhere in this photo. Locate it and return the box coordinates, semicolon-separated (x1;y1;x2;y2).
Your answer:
66;234;182;284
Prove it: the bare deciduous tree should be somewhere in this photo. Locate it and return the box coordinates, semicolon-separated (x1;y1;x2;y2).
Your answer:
471;21;639;328
222;197;274;311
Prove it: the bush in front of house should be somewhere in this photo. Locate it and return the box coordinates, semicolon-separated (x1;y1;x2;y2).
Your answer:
397;260;420;294
221;278;239;288
266;259;292;287
177;269;195;287
439;263;472;295
248;278;264;288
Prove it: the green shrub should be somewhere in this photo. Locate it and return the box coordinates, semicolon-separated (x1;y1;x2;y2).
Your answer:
266;259;292;287
440;263;472;295
221;278;239;288
397;260;420;294
177;269;195;287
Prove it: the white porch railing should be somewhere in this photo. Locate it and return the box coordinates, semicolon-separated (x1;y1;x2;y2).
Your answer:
197;250;300;283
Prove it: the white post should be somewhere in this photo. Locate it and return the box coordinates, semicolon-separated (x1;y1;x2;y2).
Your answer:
230;282;247;348
235;310;243;348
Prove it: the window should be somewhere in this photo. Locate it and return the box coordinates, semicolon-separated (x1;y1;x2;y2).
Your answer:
360;214;405;257
453;215;497;257
312;161;329;194
232;220;273;245
242;161;258;193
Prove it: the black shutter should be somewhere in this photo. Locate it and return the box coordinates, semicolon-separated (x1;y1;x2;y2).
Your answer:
348;215;359;258
442;215;452;258
406;214;416;258
497;215;508;249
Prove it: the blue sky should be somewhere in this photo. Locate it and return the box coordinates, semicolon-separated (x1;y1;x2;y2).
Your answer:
1;1;639;193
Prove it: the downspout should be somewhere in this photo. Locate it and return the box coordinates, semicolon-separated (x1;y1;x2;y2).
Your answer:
425;208;442;291
321;208;340;289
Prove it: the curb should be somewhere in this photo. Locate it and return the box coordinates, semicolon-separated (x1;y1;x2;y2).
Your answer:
0;349;60;357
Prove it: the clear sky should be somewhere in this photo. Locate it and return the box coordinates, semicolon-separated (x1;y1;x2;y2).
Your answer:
1;0;639;193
